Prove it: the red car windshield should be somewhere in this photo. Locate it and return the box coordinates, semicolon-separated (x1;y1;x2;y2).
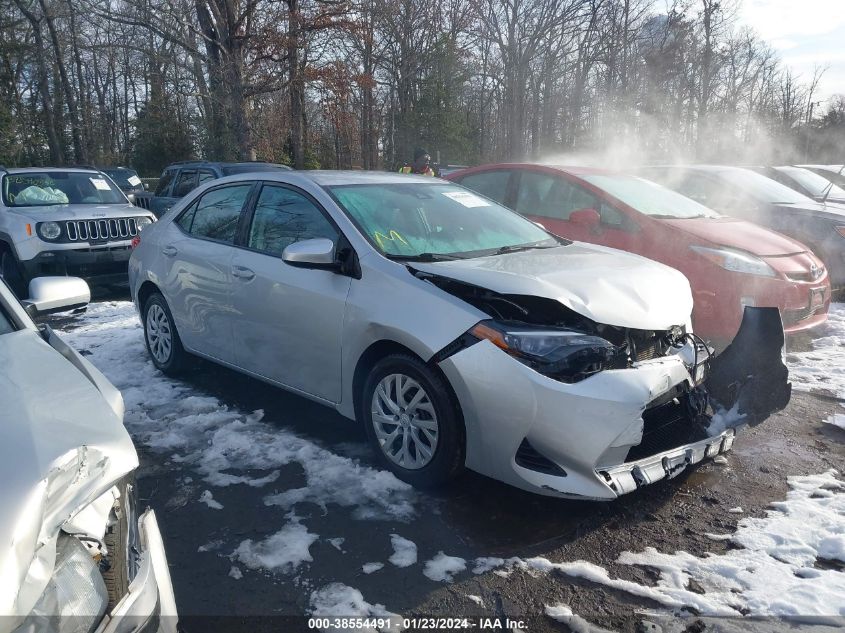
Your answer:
583;174;721;219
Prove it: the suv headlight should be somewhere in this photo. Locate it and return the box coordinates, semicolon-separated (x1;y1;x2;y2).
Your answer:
37;221;61;240
690;245;776;277
136;217;153;231
470;320;622;382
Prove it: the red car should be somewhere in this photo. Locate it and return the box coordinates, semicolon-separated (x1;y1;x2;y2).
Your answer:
447;164;830;345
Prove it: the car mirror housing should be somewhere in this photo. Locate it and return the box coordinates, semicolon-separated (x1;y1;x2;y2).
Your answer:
282;238;338;270
21;276;90;317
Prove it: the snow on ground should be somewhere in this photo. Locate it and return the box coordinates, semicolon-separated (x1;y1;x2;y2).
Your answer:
234;514;319;573
59;301;416;522
423;552;467;582
823;413;845;431
309;583;402;629
228;566;243;580
388;534;418;568
199;490;223;509
362;562;384;574
544;604;614;633
788;302;845;398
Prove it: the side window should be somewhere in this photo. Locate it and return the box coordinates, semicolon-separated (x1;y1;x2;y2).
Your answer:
515;171;558;216
198;170;216;186
520;174;600;222
176;200;199;233
186;184;252;243
458;171;510;205
248;185;337;256
674;174;717;206
155;170;175;196
173;170;198;198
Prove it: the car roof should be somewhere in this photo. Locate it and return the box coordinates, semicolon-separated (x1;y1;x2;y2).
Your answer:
2;167;102;175
457;163;624;177
277;170;445;186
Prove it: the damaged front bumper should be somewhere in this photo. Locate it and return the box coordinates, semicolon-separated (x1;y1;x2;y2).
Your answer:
437;307;790;499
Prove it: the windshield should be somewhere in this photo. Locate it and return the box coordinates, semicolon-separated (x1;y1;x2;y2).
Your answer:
327;182;561;259
582;174;720;219
2;172;126;207
102;168;142;189
718;168;814;205
777;167;845;199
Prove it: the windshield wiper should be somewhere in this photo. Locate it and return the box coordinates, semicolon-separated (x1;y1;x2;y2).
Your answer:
494;242;557;255
387;252;465;262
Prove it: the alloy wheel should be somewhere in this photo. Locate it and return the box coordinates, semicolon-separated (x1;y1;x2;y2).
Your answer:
146;303;173;364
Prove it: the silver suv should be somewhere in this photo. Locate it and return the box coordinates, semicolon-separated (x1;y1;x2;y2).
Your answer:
0;167;156;297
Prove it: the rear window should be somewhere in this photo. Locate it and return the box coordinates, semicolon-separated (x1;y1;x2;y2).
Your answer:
2;172;126;207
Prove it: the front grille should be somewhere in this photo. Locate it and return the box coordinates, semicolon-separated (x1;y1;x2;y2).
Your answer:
515;439;567;477
625;397;709;463
786;268;824;282
65;218;138;242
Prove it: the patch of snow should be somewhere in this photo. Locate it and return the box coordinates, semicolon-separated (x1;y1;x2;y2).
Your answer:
493;569;512;578
713;455;728;465
388;534;418;568
228;566;243;580
728;506;744;514
465;594;485;607
787;302;845;399
234;516;319;574
472;557;505;574
199;490;223;509
56;302;416;525
423;552;466;583
707;402;745;436
309;583;402;630
544;604;614;633
197;539;223;552
328;538;345;552
362;562;384;574
823;413;845;431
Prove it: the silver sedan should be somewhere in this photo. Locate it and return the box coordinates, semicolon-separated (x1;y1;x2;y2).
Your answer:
128;171;790;499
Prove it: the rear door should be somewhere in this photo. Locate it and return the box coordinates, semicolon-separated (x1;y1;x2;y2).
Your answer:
230;183;351;403
159;182;255;363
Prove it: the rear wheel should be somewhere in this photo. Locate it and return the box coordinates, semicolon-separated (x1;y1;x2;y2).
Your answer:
143;292;189;374
0;247;27;299
362;354;464;487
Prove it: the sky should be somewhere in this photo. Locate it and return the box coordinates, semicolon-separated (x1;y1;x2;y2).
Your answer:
740;0;845;108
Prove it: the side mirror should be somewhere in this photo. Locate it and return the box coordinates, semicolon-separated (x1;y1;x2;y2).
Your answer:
21;276;90;317
569;208;601;229
282;238;338;270
127;193;136;204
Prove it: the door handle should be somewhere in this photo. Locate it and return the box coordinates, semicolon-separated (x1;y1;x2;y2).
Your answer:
232;266;255;280
161;245;178;256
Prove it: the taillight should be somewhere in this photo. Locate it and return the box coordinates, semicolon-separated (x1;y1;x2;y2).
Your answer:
131;235;141;249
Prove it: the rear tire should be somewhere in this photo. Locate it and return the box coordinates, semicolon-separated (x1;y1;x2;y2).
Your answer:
143;292;189;375
362;353;464;488
0;247;27;299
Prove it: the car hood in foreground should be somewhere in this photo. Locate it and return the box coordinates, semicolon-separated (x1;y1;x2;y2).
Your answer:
0;329;137;618
660;217;808;256
8;203;145;219
412;243;693;330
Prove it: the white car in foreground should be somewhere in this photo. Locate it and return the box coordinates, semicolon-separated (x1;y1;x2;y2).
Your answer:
0;277;176;632
129;170;791;499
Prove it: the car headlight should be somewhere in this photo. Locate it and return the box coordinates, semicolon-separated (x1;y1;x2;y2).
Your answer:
16;535;108;632
470;320;623;382
690;245;776;277
37;221;61;240
136;217;154;231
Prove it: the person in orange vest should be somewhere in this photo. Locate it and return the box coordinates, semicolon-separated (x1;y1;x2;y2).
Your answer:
399;147;436;176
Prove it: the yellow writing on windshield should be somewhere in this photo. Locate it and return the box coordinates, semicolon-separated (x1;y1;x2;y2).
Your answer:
373;230;408;251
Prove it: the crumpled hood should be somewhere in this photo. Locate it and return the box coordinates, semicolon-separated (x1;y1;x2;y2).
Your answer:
661;217;808;256
9;203;146;220
412;243;693;330
0;329;137;619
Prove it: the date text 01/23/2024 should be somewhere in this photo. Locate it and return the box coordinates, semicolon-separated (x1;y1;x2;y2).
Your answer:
307;618;528;631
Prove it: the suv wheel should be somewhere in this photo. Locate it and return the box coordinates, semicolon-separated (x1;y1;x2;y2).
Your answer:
143;293;189;374
362;354;464;487
0;248;27;299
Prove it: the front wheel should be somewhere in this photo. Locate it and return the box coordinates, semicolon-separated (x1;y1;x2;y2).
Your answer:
143;293;189;375
362;354;464;487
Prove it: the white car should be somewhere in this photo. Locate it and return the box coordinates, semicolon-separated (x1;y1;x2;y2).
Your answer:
129;170;790;499
0;277;176;632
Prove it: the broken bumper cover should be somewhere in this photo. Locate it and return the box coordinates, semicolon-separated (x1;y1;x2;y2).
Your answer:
437;307;789;500
97;510;177;633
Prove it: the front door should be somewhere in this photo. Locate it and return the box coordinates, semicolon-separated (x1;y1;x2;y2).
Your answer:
231;183;351;403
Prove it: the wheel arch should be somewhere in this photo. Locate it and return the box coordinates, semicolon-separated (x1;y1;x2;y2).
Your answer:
136;280;162;321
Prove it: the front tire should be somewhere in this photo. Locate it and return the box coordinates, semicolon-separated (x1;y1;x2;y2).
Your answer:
362;354;464;487
143;292;189;375
0;248;27;299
